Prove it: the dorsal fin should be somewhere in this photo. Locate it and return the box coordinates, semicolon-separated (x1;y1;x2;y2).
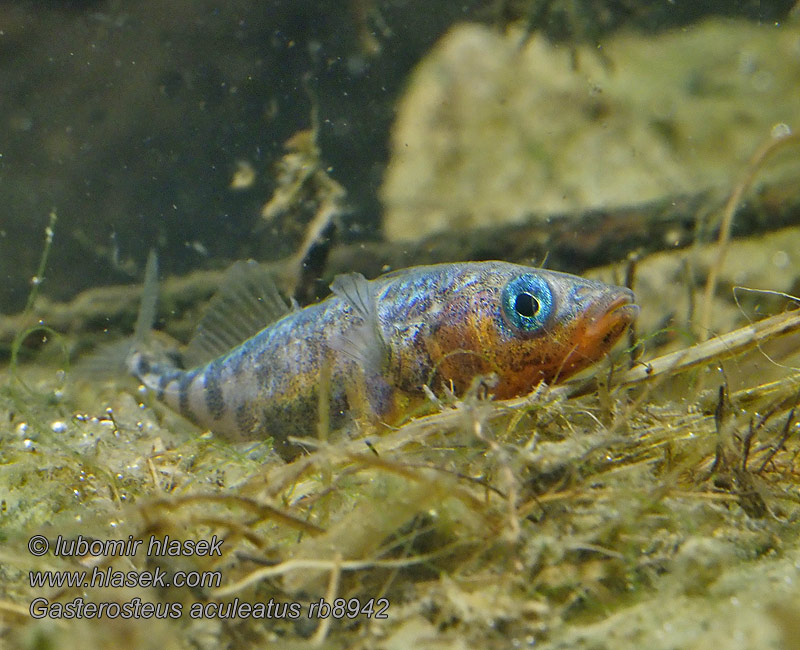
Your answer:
183;260;289;368
329;272;387;375
330;272;376;322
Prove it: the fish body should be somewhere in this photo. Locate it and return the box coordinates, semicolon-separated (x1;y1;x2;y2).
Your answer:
130;261;637;459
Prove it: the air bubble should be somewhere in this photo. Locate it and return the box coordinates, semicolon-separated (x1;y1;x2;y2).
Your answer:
771;123;791;139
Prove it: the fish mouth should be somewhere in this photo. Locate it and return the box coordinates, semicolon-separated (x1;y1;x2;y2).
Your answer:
538;288;638;385
581;288;639;347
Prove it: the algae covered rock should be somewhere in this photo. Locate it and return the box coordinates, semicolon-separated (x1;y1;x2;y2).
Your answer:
381;19;800;241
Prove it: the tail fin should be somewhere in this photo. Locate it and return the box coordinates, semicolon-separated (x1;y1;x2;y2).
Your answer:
126;249;179;383
74;250;166;382
133;249;159;345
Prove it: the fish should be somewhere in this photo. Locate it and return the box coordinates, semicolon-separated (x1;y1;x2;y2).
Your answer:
128;259;637;460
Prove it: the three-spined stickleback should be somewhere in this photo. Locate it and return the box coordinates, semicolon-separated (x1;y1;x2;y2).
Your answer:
129;260;637;460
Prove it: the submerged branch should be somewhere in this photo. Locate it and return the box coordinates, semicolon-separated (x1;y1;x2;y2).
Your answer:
564;308;800;398
1;175;799;355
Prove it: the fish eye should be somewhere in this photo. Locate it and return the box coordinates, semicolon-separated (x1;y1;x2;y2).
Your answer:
501;274;554;332
514;292;539;318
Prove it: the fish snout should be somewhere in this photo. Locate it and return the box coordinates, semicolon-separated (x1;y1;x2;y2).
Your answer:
582;287;638;342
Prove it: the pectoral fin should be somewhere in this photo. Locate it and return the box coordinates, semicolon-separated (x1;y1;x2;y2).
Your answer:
329;272;388;378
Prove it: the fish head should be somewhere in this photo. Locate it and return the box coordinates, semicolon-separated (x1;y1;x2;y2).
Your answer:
425;265;638;399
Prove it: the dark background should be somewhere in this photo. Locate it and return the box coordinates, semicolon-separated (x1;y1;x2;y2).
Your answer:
0;0;794;312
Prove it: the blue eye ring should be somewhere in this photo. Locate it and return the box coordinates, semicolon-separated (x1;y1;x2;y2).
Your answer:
501;274;554;332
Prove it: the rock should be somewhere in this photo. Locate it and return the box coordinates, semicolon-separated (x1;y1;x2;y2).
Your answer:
381;19;800;241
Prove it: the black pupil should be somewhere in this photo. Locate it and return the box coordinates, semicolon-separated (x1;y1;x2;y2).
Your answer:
514;292;539;318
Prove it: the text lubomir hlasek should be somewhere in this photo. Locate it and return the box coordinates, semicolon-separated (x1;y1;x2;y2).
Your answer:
51;535;223;558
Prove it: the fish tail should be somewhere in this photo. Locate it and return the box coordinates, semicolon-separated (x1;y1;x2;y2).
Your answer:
126;250;198;417
129;252;251;430
74;250;168;382
132;249;159;344
126;249;174;381
128;348;190;412
126;249;163;371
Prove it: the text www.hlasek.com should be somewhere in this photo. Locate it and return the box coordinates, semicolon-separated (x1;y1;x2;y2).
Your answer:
29;565;221;590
